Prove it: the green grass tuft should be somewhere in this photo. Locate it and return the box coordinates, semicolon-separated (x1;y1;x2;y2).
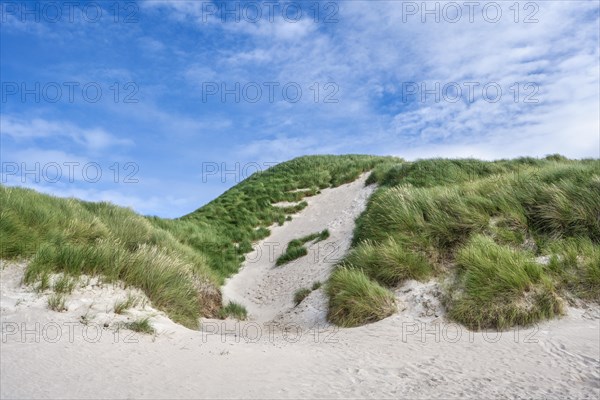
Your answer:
341;238;433;286
114;293;139;314
280;201;308;214
542;238;600;301
123;317;155;334
276;246;308;266
53;274;76;294
293;288;312;305
47;293;67;312
327;268;396;327
276;230;330;266
219;301;248;320
35;272;51;293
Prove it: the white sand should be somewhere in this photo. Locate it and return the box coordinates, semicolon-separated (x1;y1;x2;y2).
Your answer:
1;174;599;399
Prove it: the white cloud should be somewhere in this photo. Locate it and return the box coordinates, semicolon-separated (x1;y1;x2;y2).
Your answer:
1;115;133;151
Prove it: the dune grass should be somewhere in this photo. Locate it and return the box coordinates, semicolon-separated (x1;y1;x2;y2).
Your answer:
0;186;221;328
340;238;433;286
447;235;563;329
53;274;76;294
218;301;248;320
276;230;330;266
5;154;595;331
114;293;140;314
25;240;216;328
276;246;309;266
34;272;51;293
327;268;396;327
543;238;600;301
294;281;324;306
293;288;312;305
47;293;67;312
365;156;556;188
280;201;309;215
330;156;599;329
123;317;155;334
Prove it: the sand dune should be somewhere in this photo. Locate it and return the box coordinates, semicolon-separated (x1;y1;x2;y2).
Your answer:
1;174;599;399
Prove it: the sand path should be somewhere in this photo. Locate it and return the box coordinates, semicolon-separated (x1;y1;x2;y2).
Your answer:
222;173;376;326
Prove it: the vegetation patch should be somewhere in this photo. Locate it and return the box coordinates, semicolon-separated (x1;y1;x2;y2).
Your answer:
53;274;76;294
340;238;433;286
35;272;51;293
218;301;248;320
543;238;600;301
276;230;330;266
280;201;308;214
47;293;67;312
446;235;563;329
293;288;312;305
114;293;140;314
123;317;155;334
294;281;324;306
327;268;396;327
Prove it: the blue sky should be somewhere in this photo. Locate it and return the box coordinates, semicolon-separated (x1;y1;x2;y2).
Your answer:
1;0;599;217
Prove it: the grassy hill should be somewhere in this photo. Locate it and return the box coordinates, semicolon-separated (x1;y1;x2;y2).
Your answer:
0;188;221;328
0;155;397;328
2;154;598;330
327;156;600;329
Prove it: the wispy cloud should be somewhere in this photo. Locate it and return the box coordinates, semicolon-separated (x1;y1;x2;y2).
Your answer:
2;115;133;151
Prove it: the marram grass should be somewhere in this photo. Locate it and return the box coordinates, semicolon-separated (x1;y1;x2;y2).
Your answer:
327;268;396;327
329;156;599;329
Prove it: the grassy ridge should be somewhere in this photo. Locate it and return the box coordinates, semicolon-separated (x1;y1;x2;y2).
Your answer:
0;186;221;328
158;155;398;279
181;155;399;266
329;156;600;329
1;155;398;327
